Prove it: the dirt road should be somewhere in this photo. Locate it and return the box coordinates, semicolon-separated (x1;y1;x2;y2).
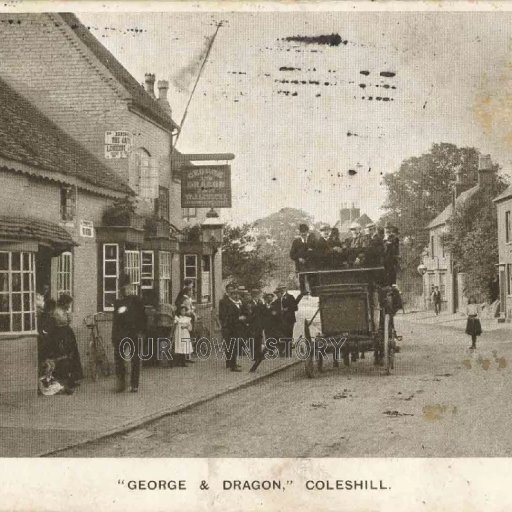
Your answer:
57;317;512;457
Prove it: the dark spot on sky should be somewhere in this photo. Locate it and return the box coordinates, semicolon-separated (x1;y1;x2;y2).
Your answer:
292;92;298;96
324;82;330;86
280;33;347;46
272;177;277;181
348;169;357;176
380;71;396;78
279;66;301;71
359;83;366;89
291;80;299;84
368;96;373;100
360;70;370;76
309;80;320;85
347;131;359;137
382;97;390;102
316;93;321;97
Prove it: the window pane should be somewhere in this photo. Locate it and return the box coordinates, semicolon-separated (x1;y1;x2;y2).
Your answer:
0;273;8;292
12;273;21;292
0;294;9;312
23;313;32;331
105;261;117;276
104;277;117;292
23;273;31;290
0;253;8;270
0;314;9;332
23;293;31;311
104;245;118;260
11;253;20;271
22;253;30;271
12;313;22;331
185;255;195;266
104;293;117;309
11;293;21;312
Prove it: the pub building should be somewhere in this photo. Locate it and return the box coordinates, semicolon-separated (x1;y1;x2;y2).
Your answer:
0;13;232;396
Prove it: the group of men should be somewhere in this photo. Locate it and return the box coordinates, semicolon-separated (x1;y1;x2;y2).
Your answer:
290;221;400;291
218;282;301;372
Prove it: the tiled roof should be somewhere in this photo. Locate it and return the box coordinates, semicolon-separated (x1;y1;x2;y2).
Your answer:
0;77;132;195
0;215;76;249
426;185;479;229
59;13;179;133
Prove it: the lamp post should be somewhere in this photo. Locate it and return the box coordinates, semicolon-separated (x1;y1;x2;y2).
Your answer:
201;208;224;305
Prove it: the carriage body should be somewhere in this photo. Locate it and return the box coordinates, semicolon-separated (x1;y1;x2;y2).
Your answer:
298;267;395;376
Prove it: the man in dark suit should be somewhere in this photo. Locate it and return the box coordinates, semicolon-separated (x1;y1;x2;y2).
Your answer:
383;223;400;285
247;287;267;372
274;285;302;357
363;223;384;267
315;224;332;269
218;283;244;372
290;223;315;293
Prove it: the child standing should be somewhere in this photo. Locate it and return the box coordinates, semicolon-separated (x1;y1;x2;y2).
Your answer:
173;305;193;367
466;296;482;350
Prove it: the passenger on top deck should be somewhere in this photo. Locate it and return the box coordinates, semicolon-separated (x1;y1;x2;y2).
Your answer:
345;222;366;267
363;222;384;268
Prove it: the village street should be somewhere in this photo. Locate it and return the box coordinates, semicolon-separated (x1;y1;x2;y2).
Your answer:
57;315;512;458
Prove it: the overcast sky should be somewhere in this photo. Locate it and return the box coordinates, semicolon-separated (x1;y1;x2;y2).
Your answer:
79;10;512;225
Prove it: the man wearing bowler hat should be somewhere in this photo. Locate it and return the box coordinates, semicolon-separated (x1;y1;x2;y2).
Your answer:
111;272;147;393
290;223;315;293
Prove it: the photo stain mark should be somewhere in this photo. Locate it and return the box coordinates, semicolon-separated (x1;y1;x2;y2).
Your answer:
380;71;396;78
280;33;348;47
360;70;370;76
348;169;357;176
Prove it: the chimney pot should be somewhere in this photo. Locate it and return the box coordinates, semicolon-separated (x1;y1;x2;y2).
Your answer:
156;79;172;115
478;154;492;171
144;73;156;98
477;154;495;187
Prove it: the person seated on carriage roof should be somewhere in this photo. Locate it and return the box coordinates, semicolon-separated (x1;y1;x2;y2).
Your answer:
314;224;332;269
290;223;316;293
383;223;400;285
363;222;384;267
345;222;366;266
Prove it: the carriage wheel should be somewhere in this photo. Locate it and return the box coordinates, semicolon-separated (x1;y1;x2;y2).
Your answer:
383;313;394;375
304;320;319;378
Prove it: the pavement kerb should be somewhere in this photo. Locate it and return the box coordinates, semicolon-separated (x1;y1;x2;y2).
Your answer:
39;358;302;457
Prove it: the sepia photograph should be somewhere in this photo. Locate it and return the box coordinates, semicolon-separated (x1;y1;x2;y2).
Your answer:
1;3;512;503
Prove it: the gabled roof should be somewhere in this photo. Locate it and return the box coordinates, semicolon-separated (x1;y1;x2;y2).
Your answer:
0;77;133;195
493;184;512;204
426;185;479;229
59;13;179;133
334;213;373;236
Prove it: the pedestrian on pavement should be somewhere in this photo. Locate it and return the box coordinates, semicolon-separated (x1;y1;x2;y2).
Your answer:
247;287;266;372
466;296;482;350
50;293;83;393
111;273;147;393
274;285;302;357
173;305;193;367
431;286;442;315
218;283;244;372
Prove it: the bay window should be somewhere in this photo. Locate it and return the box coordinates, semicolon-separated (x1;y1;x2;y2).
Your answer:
201;254;212;303
103;244;119;311
184;254;198;301
0;251;36;334
124;250;140;296
159;251;171;304
141;250;154;289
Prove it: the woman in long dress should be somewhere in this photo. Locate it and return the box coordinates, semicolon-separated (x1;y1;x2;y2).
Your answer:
173;305;193;367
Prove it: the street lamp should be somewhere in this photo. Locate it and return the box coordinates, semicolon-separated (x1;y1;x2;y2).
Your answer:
201;208;224;254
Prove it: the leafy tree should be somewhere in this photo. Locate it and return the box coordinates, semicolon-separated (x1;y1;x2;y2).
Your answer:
381;143;490;295
445;177;507;301
222;223;276;290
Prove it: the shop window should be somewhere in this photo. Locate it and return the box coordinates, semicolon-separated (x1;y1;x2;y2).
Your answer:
184;254;198;301
159;251;171;305
157;186;170;221
201;254;212;303
124;250;141;296
506;211;511;243
141;250;154;289
103;244;119;311
0;251;36;334
55;252;73;299
60;186;76;222
182;208;197;219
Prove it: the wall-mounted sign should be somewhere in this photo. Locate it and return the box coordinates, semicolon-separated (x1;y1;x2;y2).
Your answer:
105;131;132;159
181;165;232;208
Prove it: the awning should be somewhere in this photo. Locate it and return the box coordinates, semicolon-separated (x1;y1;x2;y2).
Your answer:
0;215;77;253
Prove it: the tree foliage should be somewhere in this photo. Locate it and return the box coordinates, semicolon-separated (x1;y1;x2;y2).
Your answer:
381;143;488;292
222;223;276;290
445;177;507;301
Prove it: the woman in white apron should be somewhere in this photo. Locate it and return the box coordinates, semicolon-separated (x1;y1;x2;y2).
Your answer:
174;305;193;367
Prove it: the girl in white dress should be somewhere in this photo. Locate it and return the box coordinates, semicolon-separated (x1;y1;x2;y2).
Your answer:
174;305;193;367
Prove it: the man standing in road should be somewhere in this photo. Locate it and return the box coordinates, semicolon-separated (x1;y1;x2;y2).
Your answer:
431;286;442;315
111;273;147;393
218;283;244;372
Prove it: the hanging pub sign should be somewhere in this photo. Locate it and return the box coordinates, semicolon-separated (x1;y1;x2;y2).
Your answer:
181;165;232;208
104;131;132;159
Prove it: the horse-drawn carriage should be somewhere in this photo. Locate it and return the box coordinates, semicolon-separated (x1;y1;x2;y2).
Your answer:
298;267;399;378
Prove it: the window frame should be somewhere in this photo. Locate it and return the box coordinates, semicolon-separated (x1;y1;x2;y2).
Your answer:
103;243;119;312
0;251;37;335
183;254;198;302
55;251;73;300
200;254;212;304
140;250;154;290
159;251;172;305
182;207;198;219
60;185;76;222
124;250;141;297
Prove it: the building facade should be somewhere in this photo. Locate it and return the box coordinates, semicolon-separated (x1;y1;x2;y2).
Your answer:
494;185;512;321
0;13;230;395
421;156;495;313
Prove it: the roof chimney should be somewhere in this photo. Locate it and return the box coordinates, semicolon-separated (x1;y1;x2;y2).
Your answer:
157;80;172;115
144;73;156;99
478;154;494;187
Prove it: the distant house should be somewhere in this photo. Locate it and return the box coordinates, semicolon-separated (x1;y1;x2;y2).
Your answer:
493;183;512;321
421;156;496;313
334;205;373;240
